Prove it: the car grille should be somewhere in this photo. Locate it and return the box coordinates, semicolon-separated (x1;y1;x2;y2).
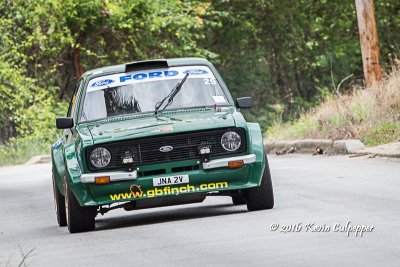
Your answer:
86;128;246;171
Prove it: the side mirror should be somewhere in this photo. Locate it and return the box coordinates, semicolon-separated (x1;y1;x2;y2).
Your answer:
56;117;74;129
236;97;253;109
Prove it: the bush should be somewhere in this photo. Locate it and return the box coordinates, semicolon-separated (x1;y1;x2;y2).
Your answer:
0;136;50;166
363;122;400;146
265;63;400;146
0;62;68;166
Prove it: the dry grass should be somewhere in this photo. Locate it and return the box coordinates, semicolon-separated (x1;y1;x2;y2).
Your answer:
266;64;400;146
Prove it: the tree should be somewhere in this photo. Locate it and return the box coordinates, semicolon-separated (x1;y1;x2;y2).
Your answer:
355;0;383;85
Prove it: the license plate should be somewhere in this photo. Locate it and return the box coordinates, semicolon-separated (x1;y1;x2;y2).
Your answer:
153;175;189;187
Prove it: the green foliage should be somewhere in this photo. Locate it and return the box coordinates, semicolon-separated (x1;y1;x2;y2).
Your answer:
0;60;66;166
0;61;65;141
267;115;319;141
349;101;374;123
0;136;50;166
364;122;400;147
1;0;400;165
205;0;400;127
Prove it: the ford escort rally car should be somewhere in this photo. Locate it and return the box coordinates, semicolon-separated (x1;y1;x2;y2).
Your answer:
52;57;274;233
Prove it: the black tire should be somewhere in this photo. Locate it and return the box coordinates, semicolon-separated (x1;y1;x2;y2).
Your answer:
245;157;274;211
52;173;67;227
65;182;96;233
232;195;247;205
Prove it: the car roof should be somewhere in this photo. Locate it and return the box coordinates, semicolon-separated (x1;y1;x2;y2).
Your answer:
81;57;212;78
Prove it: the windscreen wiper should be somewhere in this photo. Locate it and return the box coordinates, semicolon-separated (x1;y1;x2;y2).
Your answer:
154;73;189;114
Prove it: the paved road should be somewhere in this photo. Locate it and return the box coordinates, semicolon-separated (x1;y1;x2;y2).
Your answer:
0;155;399;266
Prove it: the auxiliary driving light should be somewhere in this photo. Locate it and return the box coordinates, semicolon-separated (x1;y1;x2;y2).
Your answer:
122;150;134;165
199;145;212;155
228;160;244;169
122;155;134;164
95;176;110;184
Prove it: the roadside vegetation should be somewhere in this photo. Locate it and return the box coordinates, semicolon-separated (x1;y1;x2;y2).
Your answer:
0;1;399;166
266;63;400;146
0;137;51;166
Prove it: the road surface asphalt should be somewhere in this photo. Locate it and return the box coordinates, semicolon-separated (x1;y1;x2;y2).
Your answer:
0;154;399;266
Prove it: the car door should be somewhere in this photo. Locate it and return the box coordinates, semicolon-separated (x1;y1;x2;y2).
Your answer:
53;79;84;193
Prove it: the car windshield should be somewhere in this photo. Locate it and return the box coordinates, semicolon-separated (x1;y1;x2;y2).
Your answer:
80;66;229;122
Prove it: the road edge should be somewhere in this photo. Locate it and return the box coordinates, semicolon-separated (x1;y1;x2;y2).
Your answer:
264;139;400;158
25;155;51;165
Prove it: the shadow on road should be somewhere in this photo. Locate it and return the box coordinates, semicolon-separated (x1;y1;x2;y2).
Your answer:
95;203;247;231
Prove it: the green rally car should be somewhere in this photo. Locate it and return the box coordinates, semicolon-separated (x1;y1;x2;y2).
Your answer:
52;57;274;233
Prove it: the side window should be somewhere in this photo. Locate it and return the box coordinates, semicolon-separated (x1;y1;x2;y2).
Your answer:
67;80;83;118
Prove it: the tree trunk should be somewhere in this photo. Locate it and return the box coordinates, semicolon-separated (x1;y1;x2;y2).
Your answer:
73;48;83;78
355;0;382;86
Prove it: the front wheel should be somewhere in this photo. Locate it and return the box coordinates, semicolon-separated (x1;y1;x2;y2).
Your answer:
52;172;67;227
65;182;96;233
245;157;274;211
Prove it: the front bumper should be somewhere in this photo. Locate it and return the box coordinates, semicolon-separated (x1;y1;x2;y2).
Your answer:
202;154;256;169
81;170;138;183
80;154;256;183
69;153;265;207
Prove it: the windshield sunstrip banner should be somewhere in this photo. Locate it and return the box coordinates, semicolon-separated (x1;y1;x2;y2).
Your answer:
87;66;214;92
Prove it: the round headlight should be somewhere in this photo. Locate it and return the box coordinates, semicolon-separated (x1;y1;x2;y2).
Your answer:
221;131;241;152
90;147;111;168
